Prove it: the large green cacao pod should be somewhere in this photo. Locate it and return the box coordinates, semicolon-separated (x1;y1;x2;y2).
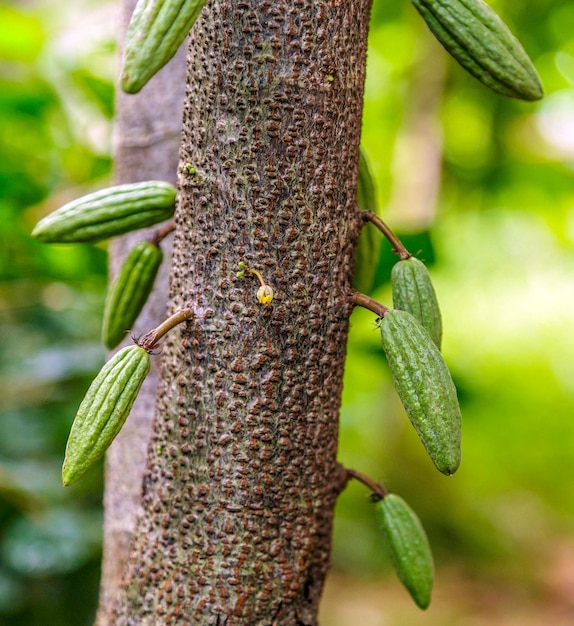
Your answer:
380;309;461;475
121;0;207;94
32;181;176;244
62;345;151;486
353;148;381;294
102;240;164;349
391;256;442;349
376;493;434;610
411;0;543;101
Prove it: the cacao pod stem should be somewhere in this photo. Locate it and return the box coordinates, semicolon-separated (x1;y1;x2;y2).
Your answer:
363;211;411;260
138;307;194;352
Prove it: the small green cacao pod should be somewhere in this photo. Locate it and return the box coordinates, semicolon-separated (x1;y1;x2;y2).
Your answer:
380;309;461;475
376;493;434;610
102;241;164;349
353;149;381;294
32;181;177;244
391;256;442;349
411;0;543;101
121;0;207;94
62;345;151;486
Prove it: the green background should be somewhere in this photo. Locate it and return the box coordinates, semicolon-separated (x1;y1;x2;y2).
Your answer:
1;0;574;624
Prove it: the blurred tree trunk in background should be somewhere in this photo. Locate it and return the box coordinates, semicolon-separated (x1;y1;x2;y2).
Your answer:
95;0;187;621
386;43;445;231
98;0;372;623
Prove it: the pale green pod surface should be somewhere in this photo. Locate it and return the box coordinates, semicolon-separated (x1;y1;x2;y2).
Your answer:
391;256;442;349
353;148;381;293
121;0;207;94
380;310;461;475
32;181;176;243
357;148;377;213
62;345;151;486
102;241;164;349
411;0;543;101
376;494;434;610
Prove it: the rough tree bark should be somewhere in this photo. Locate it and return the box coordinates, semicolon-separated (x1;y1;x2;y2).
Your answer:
100;0;373;623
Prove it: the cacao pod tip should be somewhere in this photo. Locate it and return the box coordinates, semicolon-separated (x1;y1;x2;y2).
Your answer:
414;592;431;611
430;437;461;476
438;455;461;476
435;438;461;476
525;82;544;102
61;462;80;487
31;222;49;242
120;74;142;95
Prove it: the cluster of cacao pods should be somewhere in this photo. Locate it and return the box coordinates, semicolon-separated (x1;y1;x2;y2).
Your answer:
39;0;214;484
35;0;543;608
388;252;460;477
373;297;461;604
33;180;176;349
353;0;543;607
354;150;461;474
353;147;463;606
33;180;178;484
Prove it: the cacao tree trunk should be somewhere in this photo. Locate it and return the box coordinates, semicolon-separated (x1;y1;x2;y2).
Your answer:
100;0;372;623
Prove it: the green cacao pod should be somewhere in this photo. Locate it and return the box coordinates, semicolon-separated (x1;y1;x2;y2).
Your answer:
411;0;543;101
380;309;461;475
102;240;164;349
376;493;434;610
391;256;442;349
62;345;151;486
353;148;381;294
121;0;207;94
32;181;177;244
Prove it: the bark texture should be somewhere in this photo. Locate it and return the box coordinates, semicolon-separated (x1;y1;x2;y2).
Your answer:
95;0;187;621
111;0;372;623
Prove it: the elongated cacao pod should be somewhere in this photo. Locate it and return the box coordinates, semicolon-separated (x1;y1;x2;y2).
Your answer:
411;0;543;101
32;181;176;243
380;309;461;475
391;256;442;349
62;345;151;486
121;0;207;94
102;240;163;349
376;493;434;610
353;148;381;294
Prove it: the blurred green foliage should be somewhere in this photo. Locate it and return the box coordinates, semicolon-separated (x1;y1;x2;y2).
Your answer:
1;0;574;623
0;1;114;623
